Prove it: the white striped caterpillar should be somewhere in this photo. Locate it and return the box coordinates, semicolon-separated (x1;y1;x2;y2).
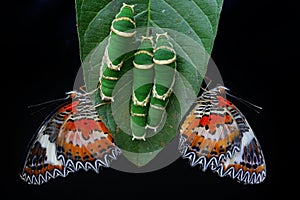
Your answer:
130;36;154;141
146;32;176;132
99;3;136;101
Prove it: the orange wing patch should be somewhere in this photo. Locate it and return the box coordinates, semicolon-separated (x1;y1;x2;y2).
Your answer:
180;105;241;159
179;86;266;184
57;118;117;164
20;91;120;185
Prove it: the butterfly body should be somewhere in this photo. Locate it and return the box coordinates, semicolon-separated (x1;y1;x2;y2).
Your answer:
179;86;266;184
20;91;120;185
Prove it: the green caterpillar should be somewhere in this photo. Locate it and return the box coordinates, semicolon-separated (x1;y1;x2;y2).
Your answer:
130;36;155;140
146;32;176;132
99;3;136;101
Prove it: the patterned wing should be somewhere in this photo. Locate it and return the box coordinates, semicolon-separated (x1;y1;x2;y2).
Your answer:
20;92;120;185
179;86;266;184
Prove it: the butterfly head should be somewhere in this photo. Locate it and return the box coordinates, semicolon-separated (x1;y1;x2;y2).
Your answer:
201;85;230;100
213;85;229;95
65;91;84;99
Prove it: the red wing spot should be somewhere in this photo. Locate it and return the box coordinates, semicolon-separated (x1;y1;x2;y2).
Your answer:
58;101;80;114
225;114;233;124
199;115;209;127
216;96;236;108
198;114;233;134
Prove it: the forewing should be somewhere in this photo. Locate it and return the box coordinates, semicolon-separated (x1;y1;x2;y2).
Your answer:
56;95;121;175
20;93;121;185
179;87;266;184
20;100;75;185
215;102;266;184
179;97;242;171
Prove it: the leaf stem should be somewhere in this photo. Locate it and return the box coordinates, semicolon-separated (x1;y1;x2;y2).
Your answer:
146;0;151;37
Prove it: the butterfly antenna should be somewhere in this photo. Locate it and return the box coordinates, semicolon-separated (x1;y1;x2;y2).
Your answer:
27;94;71;116
225;92;263;114
203;76;213;91
27;96;70;109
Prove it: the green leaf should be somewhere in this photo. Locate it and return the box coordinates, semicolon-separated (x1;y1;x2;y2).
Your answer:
76;0;224;167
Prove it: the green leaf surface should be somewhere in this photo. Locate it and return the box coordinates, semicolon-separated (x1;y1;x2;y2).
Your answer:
76;0;224;167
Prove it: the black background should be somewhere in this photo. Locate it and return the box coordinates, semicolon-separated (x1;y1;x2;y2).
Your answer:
11;0;281;198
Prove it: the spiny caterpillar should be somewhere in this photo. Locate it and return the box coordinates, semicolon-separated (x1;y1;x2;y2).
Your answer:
146;32;176;132
130;36;155;140
99;3;136;101
130;33;177;140
97;4;177;140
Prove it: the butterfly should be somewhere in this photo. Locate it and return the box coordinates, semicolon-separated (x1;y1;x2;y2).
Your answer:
20;90;121;185
178;86;266;184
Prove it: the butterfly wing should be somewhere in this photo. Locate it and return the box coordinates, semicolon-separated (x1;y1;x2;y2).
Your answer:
20;98;75;185
56;94;121;175
179;87;266;184
215;101;266;184
20;93;120;185
179;89;242;170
